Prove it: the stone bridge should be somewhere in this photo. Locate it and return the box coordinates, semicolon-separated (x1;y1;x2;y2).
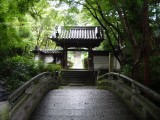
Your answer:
0;71;160;120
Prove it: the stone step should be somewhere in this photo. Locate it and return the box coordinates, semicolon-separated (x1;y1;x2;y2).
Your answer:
69;83;85;86
60;70;96;85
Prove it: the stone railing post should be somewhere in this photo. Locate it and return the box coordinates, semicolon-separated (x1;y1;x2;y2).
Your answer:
0;81;9;120
109;52;114;72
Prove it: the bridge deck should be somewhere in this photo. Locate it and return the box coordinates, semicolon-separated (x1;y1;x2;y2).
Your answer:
30;86;138;120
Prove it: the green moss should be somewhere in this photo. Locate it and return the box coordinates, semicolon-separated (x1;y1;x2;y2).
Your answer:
0;101;9;120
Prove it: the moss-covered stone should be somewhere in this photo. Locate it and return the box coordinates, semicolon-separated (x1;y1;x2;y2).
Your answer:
0;101;9;120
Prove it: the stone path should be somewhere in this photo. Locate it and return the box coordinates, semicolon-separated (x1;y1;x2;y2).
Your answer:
30;86;138;120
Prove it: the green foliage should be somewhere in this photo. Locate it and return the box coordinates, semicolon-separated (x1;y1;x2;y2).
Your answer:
0;2;34;59
0;56;62;94
43;64;62;72
0;0;66;94
0;0;62;60
0;56;34;93
0;0;159;94
150;56;160;93
67;60;73;68
121;56;160;93
27;0;62;49
83;57;89;69
121;64;132;77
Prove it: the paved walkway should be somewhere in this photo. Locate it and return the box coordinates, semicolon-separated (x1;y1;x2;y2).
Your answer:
30;86;138;120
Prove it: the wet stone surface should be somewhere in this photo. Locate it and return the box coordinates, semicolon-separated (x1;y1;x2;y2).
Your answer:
30;86;138;120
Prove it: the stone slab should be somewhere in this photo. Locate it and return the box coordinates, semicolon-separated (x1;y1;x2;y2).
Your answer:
30;86;138;120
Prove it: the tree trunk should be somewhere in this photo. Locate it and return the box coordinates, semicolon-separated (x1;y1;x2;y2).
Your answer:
132;47;142;81
144;45;150;86
142;0;151;87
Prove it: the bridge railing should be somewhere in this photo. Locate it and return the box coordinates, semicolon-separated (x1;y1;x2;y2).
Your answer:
0;72;59;120
98;72;160;120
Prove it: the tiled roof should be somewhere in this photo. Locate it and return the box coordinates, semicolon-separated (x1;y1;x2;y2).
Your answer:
32;49;111;56
50;26;104;48
39;50;62;55
31;49;62;55
55;26;104;40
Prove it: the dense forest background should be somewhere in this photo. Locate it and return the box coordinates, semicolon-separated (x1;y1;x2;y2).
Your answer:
0;0;160;93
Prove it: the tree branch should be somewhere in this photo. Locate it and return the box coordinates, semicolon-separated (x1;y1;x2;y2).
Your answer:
113;0;138;47
94;0;121;34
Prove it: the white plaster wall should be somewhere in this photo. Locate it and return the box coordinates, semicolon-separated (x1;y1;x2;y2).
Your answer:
34;55;39;61
93;56;121;70
114;57;121;70
43;55;53;63
93;56;109;70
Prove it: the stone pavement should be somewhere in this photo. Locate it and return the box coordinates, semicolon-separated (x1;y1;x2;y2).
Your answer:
30;86;138;120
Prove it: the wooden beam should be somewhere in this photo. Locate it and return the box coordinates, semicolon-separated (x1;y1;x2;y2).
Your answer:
63;47;68;69
88;47;94;70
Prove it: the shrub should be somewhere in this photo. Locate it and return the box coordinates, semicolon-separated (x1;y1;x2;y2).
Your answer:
121;64;132;77
121;56;160;93
83;57;88;69
45;63;62;72
0;56;62;94
67;60;73;69
150;56;160;93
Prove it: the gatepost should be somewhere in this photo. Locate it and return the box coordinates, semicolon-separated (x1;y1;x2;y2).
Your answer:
109;52;114;72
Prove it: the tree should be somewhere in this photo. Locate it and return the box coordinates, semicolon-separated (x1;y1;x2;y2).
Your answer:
28;0;59;49
28;0;84;49
0;0;41;58
57;0;160;86
0;0;159;88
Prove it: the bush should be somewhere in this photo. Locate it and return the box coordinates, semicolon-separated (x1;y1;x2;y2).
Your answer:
83;57;88;69
150;56;160;93
45;63;62;72
0;56;34;93
121;56;160;93
0;56;62;94
121;64;132;77
67;60;73;68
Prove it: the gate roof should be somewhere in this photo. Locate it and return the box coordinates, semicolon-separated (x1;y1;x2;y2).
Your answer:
50;26;105;48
